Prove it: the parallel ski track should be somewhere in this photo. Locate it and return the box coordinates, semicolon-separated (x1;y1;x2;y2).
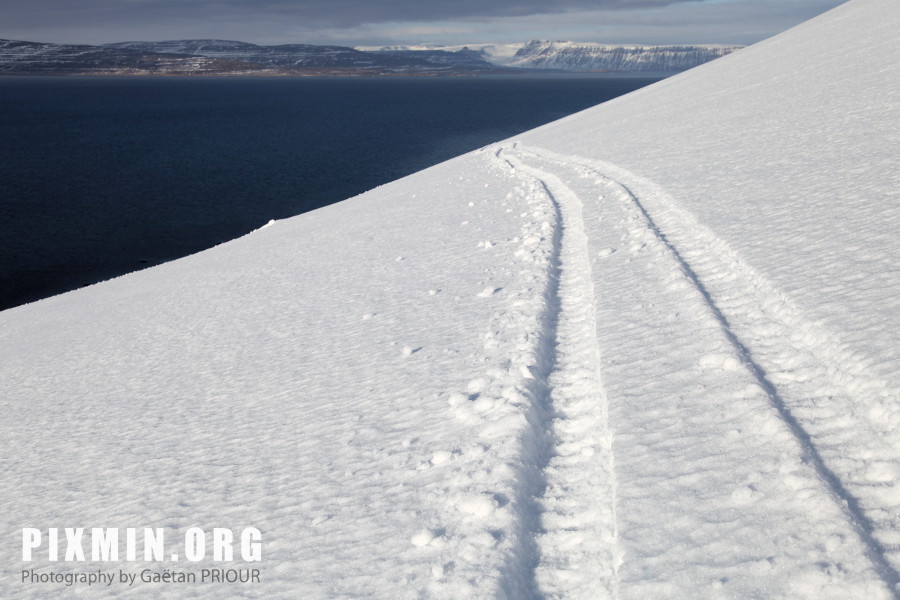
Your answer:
511;143;900;596
493;146;621;600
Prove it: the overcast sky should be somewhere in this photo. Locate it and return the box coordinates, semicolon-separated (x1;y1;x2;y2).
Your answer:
1;0;847;47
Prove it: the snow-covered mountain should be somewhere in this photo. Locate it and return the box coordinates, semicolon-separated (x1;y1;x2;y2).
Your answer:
104;39;401;69
0;39;269;74
507;40;743;72
0;38;503;74
106;39;506;72
1;37;739;75
357;46;497;70
3;0;899;598
359;41;743;73
356;42;525;66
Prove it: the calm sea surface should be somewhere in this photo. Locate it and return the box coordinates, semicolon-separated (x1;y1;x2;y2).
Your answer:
0;75;660;311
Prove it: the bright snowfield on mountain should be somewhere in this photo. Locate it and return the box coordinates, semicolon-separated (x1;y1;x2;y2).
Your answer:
1;0;898;598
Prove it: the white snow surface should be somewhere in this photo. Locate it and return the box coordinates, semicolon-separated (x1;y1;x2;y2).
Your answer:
2;0;899;598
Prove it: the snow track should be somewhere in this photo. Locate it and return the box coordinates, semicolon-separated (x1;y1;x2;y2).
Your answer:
495;147;621;600
490;143;898;599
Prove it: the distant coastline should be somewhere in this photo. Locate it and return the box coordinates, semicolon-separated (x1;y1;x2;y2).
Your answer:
0;38;742;77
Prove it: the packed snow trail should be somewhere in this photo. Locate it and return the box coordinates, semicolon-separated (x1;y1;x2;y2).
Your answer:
553;152;900;586
493;143;896;599
512;144;900;592
492;147;621;599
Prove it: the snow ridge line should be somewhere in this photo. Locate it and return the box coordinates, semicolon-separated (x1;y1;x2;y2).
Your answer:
513;144;900;593
494;145;621;600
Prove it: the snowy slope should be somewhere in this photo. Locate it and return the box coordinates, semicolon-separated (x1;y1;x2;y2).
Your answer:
2;0;899;598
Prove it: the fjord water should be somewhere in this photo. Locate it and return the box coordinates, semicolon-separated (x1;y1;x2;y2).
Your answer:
0;75;659;311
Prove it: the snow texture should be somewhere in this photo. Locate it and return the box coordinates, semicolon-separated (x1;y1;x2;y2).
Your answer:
1;0;898;598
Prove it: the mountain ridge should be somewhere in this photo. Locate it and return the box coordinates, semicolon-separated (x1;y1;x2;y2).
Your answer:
0;37;743;75
507;39;743;72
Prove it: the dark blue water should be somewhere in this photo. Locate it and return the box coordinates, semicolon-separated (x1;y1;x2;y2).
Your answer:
0;75;660;311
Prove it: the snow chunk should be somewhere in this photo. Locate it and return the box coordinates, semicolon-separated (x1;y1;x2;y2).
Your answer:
458;495;497;518
477;287;501;298
411;529;437;547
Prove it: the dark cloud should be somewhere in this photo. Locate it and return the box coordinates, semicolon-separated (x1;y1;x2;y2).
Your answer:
0;0;846;46
3;0;691;35
221;0;690;26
